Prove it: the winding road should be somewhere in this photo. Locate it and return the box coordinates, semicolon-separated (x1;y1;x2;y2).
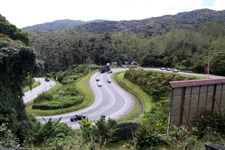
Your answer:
23;78;56;104
23;68;224;129
25;69;135;129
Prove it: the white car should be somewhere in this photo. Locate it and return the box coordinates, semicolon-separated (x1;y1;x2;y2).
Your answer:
107;79;111;83
172;69;179;73
96;77;100;81
97;82;102;87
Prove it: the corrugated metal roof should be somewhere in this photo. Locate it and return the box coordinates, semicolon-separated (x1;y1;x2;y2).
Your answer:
170;78;225;88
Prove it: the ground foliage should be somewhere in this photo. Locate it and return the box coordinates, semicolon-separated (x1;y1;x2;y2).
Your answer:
124;69;199;102
79;115;118;144
31;64;98;111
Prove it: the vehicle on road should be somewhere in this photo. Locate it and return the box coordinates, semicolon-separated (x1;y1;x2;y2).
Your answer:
45;78;50;82
160;67;165;70
107;79;111;83
99;63;111;73
108;70;113;74
97;82;102;87
96;77;100;81
166;68;171;71
172;69;179;73
70;114;86;122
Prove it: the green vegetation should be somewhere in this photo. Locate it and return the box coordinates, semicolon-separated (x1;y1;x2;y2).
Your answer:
79;115;118;144
0;19;41;143
27;64;96;116
0;14;29;45
124;69;200;101
25;9;225;77
113;72;153;123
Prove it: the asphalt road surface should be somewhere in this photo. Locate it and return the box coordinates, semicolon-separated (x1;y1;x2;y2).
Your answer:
23;78;56;104
36;69;135;129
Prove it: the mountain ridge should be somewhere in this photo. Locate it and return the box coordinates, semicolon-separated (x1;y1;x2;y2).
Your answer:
22;19;108;31
23;9;225;34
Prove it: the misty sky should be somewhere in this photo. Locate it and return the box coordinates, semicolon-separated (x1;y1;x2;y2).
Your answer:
1;0;225;28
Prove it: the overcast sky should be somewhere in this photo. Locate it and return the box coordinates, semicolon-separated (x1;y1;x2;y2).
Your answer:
1;0;225;28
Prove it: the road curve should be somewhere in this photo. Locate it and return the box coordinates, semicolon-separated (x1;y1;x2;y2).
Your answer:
23;78;56;104
36;68;135;129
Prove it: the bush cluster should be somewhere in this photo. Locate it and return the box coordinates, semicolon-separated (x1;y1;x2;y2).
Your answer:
33;92;53;104
0;117;75;149
79;115;118;144
135;112;225;149
32;95;83;110
124;69;198;101
57;64;99;84
196;112;225;138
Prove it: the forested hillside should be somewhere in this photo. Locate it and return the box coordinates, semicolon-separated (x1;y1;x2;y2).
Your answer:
0;14;29;45
22;19;107;31
26;9;225;75
72;9;225;35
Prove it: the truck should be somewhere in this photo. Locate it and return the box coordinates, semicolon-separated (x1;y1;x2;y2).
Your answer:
99;63;111;73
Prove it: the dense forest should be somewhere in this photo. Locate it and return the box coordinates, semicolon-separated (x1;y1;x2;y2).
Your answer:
25;9;225;75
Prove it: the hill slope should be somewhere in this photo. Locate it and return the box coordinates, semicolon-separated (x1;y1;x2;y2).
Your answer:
22;19;108;31
0;14;29;45
75;9;225;35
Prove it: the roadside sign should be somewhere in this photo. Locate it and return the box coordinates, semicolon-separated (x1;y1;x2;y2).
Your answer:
205;66;210;72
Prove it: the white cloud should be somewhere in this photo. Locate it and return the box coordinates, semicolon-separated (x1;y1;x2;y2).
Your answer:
0;0;224;28
211;0;225;10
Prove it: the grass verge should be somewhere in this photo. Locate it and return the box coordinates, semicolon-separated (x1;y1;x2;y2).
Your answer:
27;73;95;116
23;81;41;93
112;72;155;123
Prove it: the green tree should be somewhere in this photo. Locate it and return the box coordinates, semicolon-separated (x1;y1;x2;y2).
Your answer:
0;40;38;142
210;53;225;75
172;56;179;67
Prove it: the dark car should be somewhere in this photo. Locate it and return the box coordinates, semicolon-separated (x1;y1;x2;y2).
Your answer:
45;78;50;82
70;114;86;122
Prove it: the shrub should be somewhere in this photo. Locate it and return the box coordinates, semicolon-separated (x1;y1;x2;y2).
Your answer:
33;92;53;104
134;120;169;149
32;96;83;110
0;123;19;148
124;69;199;102
79;115;118;144
62;86;79;96
195;112;225;138
31;117;74;144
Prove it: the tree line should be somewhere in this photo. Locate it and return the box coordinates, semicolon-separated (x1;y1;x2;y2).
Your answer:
27;17;225;75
